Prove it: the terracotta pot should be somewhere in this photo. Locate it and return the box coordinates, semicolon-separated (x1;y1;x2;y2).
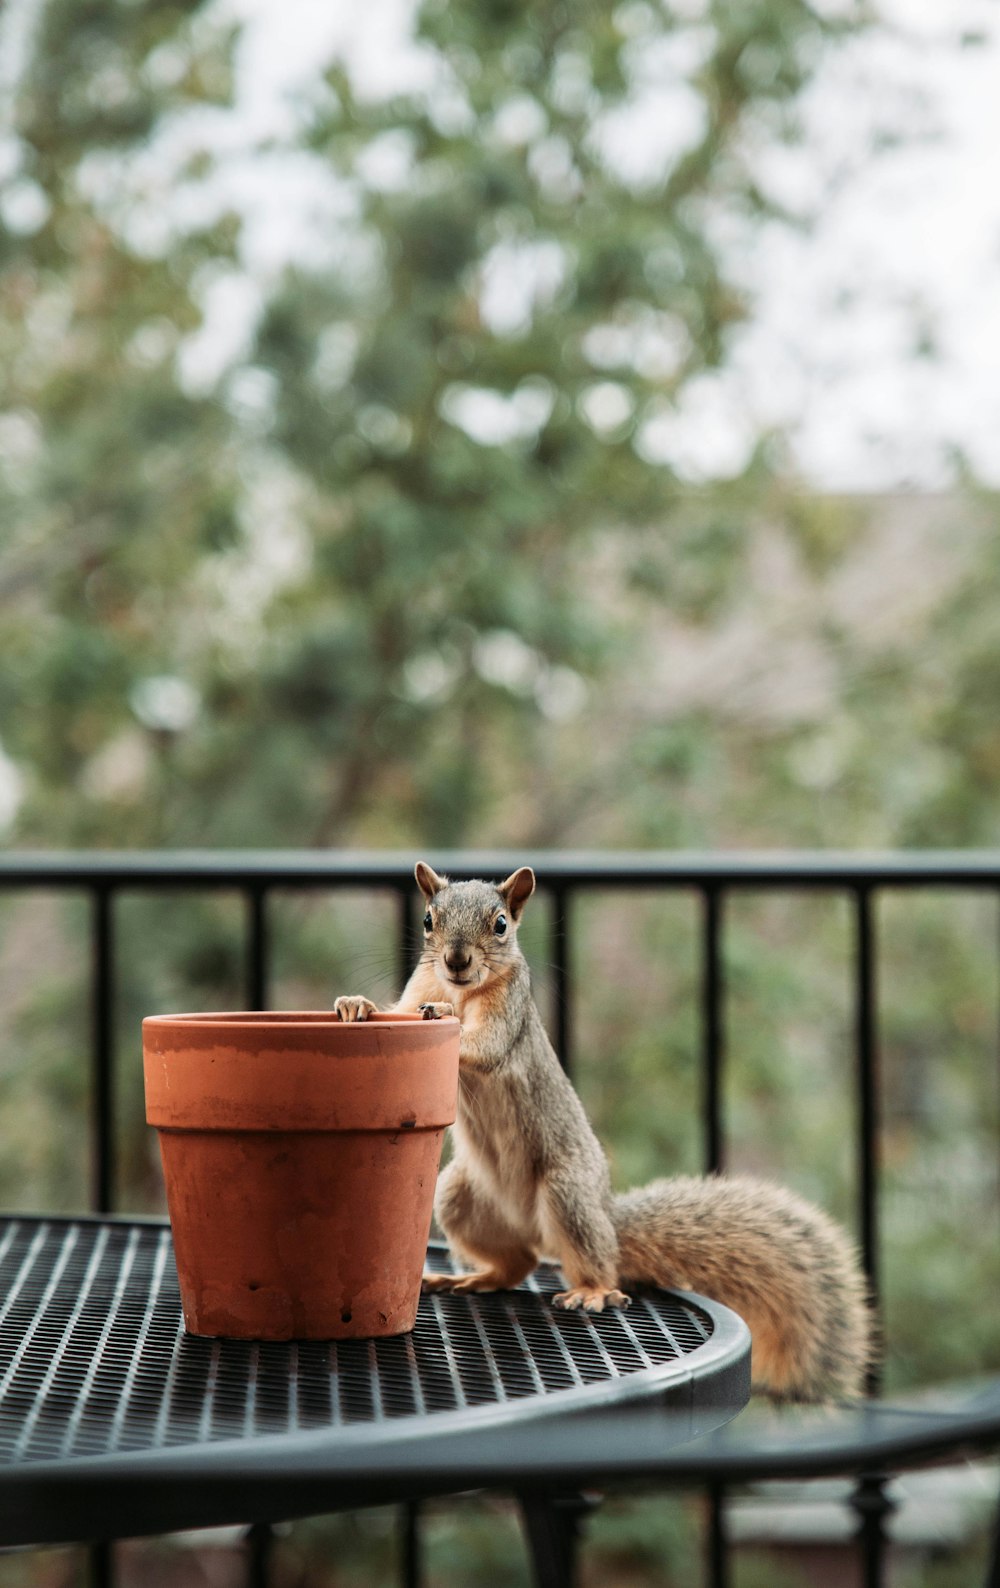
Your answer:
143;1010;460;1341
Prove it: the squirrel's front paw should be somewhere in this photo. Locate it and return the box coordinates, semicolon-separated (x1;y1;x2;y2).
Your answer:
334;995;379;1022
554;1286;632;1313
419;1002;455;1020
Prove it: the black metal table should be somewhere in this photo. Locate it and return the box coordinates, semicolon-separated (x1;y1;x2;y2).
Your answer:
0;1213;749;1556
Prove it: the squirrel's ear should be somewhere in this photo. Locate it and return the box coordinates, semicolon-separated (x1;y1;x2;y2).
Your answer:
499;866;535;922
415;861;448;901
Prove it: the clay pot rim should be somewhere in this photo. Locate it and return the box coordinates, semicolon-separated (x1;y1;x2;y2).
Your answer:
143;1009;454;1031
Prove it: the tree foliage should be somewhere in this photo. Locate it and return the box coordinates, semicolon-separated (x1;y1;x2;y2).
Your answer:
1;0;894;851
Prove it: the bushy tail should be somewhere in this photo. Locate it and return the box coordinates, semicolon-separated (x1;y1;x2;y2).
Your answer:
612;1174;874;1402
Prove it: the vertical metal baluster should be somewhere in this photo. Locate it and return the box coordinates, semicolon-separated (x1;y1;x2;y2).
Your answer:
397;883;422;1587
701;886;724;1176
245;887;269;1010
243;886;275;1588
851;885;890;1586
551;884;572;1075
700;887;727;1587
396;883;418;993
854;886;880;1356
90;888;115;1588
90;887;115;1216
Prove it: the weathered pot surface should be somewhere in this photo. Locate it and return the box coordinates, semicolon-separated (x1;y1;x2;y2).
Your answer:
143;1011;460;1341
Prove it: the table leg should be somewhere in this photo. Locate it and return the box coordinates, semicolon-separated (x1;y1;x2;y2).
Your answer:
850;1472;896;1588
401;1500;422;1588
706;1484;730;1588
88;1540;113;1588
517;1492;595;1588
245;1521;274;1588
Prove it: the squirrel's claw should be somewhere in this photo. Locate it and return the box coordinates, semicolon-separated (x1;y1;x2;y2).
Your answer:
554;1287;632;1313
334;996;379;1022
419;1001;455;1020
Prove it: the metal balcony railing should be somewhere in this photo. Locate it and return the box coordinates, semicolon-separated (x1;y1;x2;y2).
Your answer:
2;847;999;1588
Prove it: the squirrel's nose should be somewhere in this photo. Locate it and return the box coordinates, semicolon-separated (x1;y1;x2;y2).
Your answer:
444;945;473;973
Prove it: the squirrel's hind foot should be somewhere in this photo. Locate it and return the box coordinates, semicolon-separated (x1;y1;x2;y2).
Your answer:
421;1268;510;1295
554;1286;631;1313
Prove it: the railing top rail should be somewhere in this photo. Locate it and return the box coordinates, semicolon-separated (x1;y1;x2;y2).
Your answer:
2;850;1000;889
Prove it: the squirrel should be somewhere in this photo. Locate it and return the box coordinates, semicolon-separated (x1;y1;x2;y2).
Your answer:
334;862;874;1403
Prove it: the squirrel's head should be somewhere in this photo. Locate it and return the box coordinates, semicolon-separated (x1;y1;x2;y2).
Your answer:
414;861;535;994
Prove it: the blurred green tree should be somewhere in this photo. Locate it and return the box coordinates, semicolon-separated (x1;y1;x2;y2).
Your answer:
1;0;875;850
1;0;246;844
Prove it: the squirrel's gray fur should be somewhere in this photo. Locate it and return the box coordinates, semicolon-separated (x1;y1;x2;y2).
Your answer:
335;863;873;1402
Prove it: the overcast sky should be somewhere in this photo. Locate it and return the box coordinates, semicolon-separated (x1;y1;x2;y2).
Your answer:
3;0;999;492
198;0;1000;493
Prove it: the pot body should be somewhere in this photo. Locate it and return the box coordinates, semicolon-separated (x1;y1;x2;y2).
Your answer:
143;1011;460;1340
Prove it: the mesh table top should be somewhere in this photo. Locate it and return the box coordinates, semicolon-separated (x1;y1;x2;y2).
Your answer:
0;1215;750;1546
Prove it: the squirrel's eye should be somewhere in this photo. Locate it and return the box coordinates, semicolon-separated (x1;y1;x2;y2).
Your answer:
423;911;433;932
494;914;507;936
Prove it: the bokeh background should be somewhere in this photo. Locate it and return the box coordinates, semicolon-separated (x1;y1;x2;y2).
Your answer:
2;0;1000;1582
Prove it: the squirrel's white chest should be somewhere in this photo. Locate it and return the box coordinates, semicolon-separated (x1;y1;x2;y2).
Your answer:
453;1086;541;1232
